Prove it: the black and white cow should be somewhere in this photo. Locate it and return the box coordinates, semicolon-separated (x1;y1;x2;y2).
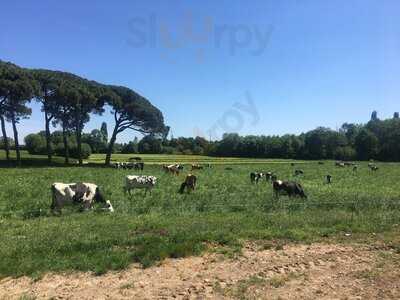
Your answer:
272;180;307;198
326;175;332;184
124;175;157;196
50;182;113;214
250;172;264;184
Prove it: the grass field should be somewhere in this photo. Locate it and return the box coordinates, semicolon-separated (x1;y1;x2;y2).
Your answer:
1;151;400;278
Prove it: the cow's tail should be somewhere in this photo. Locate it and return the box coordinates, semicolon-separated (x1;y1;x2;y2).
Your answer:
179;182;186;194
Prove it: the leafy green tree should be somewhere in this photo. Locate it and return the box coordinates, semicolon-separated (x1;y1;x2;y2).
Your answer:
31;69;65;162
24;133;47;154
138;135;162;154
0;61;38;165
50;76;105;164
355;129;379;160
104;85;166;165
371;110;378;121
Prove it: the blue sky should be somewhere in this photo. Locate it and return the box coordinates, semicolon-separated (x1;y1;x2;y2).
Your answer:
1;0;399;142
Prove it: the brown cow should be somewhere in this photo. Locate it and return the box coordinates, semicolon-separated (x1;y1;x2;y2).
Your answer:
179;174;197;193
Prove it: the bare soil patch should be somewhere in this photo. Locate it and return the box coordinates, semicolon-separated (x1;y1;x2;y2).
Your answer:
1;242;399;299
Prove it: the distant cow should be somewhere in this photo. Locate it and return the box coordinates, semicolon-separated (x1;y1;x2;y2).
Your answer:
264;172;273;182
294;169;304;176
163;164;180;175
134;162;144;171
191;164;204;171
318;161;324;165
51;182;113;214
179;174;197;194
250;172;264;184
326;175;332;184
124;175;157;196
370;165;379;171
335;161;345;167
272;180;307;198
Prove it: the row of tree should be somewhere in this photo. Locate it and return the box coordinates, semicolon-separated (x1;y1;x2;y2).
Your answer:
110;111;399;162
0;60;167;165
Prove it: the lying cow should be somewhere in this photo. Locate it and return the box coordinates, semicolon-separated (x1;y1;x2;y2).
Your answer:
51;182;113;214
272;180;307;198
179;174;197;194
124;175;157;196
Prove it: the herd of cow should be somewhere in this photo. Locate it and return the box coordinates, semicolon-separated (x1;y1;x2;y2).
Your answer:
49;161;378;214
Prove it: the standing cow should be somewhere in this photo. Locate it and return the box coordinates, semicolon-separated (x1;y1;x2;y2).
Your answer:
124;175;157;196
179;174;197;194
272;180;307;198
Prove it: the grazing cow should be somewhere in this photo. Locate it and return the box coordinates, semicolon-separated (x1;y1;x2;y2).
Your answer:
272;180;307;198
264;172;273;182
51;182;113;214
250;172;264;184
191;164;204;171
163;164;180;175
294;169;304;176
134;162;145;171
326;175;332;184
124;175;157;196
370;165;379;171
179;174;197;193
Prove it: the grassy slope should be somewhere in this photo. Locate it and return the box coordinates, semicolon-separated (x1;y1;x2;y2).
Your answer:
1;155;400;277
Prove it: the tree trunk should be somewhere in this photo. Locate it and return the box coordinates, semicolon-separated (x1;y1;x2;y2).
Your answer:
44;110;53;163
10;113;20;166
0;114;10;161
62;125;70;164
105;125;118;166
76;125;82;165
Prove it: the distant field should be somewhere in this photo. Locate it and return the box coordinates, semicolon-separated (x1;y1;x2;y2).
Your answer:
1;151;400;278
90;153;303;165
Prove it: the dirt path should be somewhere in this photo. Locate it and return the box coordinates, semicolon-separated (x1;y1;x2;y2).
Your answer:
1;242;399;299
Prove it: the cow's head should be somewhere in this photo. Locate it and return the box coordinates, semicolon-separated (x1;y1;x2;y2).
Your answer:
94;187;107;204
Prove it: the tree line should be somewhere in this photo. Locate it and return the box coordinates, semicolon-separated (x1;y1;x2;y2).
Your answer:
94;110;399;162
0;60;167;166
